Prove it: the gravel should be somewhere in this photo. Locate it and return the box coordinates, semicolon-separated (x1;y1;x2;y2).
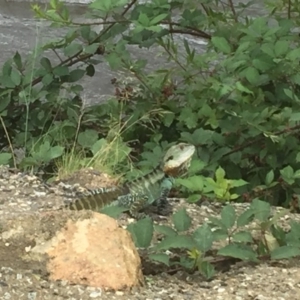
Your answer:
0;165;300;299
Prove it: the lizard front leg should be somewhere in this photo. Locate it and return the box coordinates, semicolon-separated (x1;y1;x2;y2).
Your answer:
152;177;174;215
118;193;148;219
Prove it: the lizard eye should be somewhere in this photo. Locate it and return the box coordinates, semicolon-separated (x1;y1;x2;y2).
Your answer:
166;155;174;161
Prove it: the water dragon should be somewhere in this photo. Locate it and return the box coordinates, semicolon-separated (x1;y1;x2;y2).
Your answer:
65;143;196;219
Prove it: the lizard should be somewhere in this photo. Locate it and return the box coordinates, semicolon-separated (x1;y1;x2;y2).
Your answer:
65;143;196;219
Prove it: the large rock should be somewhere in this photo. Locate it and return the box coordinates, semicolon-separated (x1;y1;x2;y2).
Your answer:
0;210;144;290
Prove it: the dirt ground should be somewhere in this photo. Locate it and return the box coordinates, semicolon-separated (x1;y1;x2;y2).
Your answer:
0;166;300;300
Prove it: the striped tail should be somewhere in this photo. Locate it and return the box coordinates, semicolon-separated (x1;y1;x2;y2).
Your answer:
66;186;128;211
66;166;166;212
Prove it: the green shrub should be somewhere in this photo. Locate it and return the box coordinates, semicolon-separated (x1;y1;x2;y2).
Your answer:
0;0;300;207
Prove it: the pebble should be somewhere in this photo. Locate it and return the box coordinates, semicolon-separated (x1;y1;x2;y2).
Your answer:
89;291;102;298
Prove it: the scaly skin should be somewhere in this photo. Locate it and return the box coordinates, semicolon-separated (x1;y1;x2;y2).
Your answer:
66;143;196;219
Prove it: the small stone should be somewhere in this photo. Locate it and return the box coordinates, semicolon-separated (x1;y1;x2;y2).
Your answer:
26;176;38;182
89;291;102;298
27;292;37;300
33;191;46;197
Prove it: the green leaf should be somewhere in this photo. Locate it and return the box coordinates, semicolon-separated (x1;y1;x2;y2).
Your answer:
149;253;170;266
270;225;286;246
270;246;300;260
215;166;225;182
286;221;300;247
236;41;250;53
199;261;215;279
106;52;123;70
211;36;231;54
42;73;54;86
154;225;177;237
53;66;69;77
250;199;270;222
188;160;207;174
178;107;198;129
64;43;82;57
232;231;253;243
126;217;154;248
156;235;195;250
252;58;273;71
208;216;228;232
211;228;228;241
150;13;168;25
220;205;236;229
47;146;64;160
187;194;202;202
287;48;300;61
0;75;15;88
245;66;259;85
91;138;107;156
280;165;294;183
284;89;299;101
10;69;21;86
84;43;100;54
265;170;274;185
100;206;127;219
172;208;192;232
86;65;95;77
290;113;300;122
13;51;22;69
176;176;203;192
274;40;289;57
0;153;12;165
235;82;253;95
193;224;214;252
230;179;248;187
89;0;113;12
40;57;52;71
236;209;254;227
218;244;258;261
69;69;86;82
251;17;267;35
0;97;11;113
138;13;150;27
78;130;99;149
191;128;214;145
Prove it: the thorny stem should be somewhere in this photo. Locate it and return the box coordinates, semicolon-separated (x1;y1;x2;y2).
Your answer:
223;124;300;158
52;49;63;63
158;40;187;72
228;0;238;22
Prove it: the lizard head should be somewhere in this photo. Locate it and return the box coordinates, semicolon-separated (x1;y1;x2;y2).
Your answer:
162;143;196;177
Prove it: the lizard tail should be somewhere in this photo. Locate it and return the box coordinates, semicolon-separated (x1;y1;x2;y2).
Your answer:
67;187;126;211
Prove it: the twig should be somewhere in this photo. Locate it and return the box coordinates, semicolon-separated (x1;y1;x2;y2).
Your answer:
223;124;300;158
0;115;17;168
228;0;238;22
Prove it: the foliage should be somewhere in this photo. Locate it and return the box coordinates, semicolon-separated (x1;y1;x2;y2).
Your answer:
0;0;293;206
129;200;300;279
